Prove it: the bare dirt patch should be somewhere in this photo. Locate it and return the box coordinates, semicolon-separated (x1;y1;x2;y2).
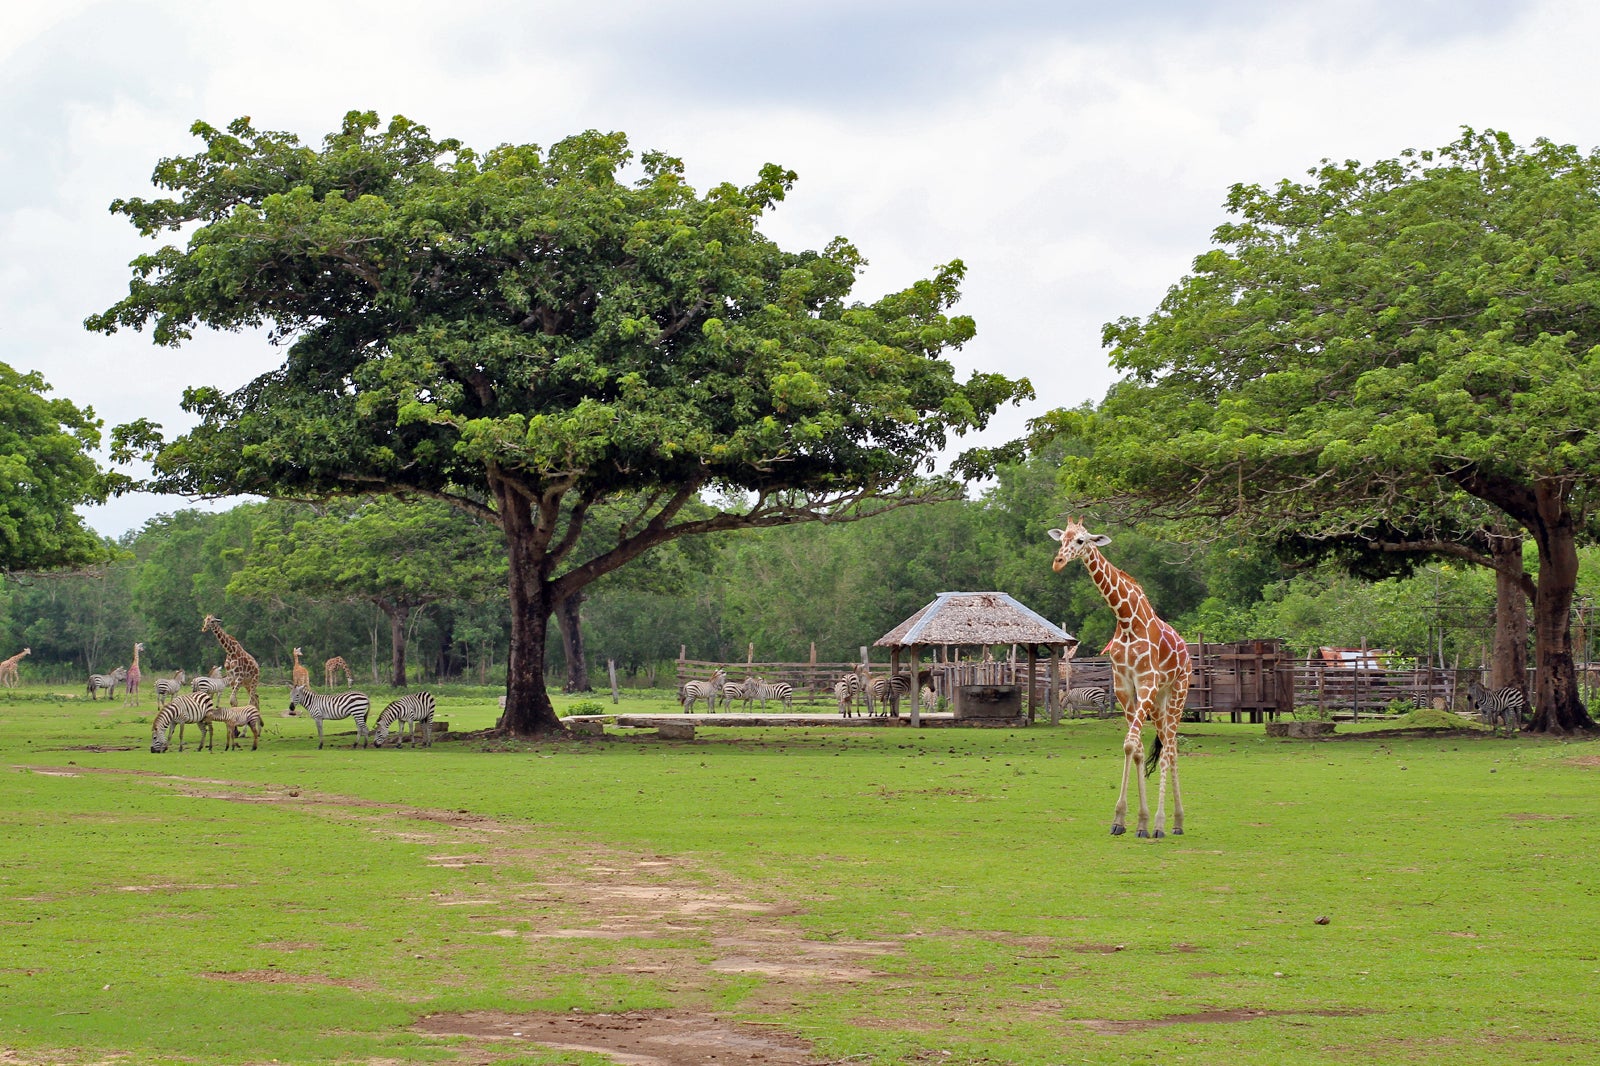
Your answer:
414;1009;821;1066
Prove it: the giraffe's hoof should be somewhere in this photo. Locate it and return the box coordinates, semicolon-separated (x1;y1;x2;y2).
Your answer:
1136;829;1150;839
1172;828;1184;836
1110;825;1126;836
1153;829;1165;839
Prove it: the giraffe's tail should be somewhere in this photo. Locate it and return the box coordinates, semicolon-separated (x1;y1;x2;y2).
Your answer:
1145;733;1163;778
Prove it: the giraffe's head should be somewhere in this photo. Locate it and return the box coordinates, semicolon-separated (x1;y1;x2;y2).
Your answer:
134;642;144;653
201;614;220;634
293;647;302;657
1047;521;1111;573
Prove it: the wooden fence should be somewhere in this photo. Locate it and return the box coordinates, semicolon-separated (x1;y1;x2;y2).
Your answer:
678;650;1491;721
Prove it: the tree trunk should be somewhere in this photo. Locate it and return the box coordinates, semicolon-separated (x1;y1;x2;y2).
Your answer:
1488;532;1529;692
556;590;592;692
496;482;563;735
388;604;409;688
1525;483;1592;733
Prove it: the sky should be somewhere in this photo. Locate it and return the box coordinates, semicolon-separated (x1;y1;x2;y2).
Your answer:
3;0;1598;537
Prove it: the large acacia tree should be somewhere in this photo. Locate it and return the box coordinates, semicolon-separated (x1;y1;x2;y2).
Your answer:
1045;129;1600;733
92;112;1030;733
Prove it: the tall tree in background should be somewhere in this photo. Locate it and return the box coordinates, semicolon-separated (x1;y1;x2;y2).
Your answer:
228;497;504;686
1042;129;1600;732
93;113;1031;733
0;362;114;574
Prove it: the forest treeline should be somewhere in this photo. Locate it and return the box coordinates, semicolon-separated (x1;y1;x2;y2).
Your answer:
5;445;1594;688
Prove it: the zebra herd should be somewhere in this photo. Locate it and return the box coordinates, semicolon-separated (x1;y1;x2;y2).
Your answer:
146;686;436;753
676;667;1117;718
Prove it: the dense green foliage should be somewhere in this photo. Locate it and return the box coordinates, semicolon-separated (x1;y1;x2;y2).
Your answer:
0;362;114;573
1045;129;1600;731
91;111;1031;732
11;457;1600;689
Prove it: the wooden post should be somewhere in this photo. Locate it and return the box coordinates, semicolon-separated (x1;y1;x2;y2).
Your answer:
747;643;755;667
890;647;902;718
909;644;921;727
607;659;619;705
1026;644;1038;723
810;642;817;665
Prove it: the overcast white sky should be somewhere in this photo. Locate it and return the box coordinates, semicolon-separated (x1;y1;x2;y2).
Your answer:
3;0;1596;537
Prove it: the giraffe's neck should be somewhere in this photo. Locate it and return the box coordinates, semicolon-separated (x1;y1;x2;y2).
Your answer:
132;646;141;670
1082;545;1156;633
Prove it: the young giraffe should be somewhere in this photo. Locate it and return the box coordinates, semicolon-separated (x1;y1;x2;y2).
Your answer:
1049;521;1192;838
200;615;260;708
324;656;354;688
123;642;145;705
0;647;29;689
291;647;310;690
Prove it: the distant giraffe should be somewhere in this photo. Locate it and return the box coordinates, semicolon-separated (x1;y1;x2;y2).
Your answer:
324;656;354;688
1049;521;1192;838
0;647;29;689
200;615;260;708
292;647;310;690
123;642;145;706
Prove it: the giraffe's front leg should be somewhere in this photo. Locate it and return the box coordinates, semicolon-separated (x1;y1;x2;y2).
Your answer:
1112;720;1142;836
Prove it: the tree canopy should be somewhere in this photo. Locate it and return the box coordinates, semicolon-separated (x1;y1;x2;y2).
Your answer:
92;111;1032;732
0;362;113;574
1042;128;1600;732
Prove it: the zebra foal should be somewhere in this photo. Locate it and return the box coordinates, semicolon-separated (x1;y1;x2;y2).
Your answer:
374;692;437;748
288;684;371;749
205;704;264;751
151;693;215;753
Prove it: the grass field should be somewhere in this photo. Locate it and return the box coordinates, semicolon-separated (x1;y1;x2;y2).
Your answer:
2;682;1598;1065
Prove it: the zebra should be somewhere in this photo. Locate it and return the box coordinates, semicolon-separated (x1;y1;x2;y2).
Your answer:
154;675;183;701
151;693;215;753
720;675;757;712
288;684;371;749
679;669;725;714
86;667;127;701
192;667;226;697
867;673;923;715
1063;686;1114;717
1467;680;1526;733
204;704;264;751
373;692;437;748
750;678;794;711
834;672;863;717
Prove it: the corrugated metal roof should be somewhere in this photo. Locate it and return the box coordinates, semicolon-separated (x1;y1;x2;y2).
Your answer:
874;592;1077;648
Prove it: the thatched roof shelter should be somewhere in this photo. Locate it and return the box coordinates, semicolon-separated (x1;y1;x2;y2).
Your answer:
874;591;1076;651
873;592;1076;725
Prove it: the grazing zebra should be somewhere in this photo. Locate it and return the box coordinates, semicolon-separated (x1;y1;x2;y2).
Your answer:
204;704;264;751
1063;686;1114;717
288;684;371;749
679;669;725;714
86;667;127;701
750;678;794;711
1467;680;1526;733
151;693;216;753
373;692;437;748
834;672;863;717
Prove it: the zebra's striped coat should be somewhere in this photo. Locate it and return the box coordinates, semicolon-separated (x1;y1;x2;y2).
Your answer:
1063;686;1114;717
679;669;725;714
834;672;863;717
374;692;437;748
87;667;127;700
204;704;264;751
1467;680;1526;733
750;679;794;710
151;693;215;753
288;684;371;749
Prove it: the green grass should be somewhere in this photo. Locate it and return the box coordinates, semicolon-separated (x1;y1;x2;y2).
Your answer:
2;681;1598;1064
